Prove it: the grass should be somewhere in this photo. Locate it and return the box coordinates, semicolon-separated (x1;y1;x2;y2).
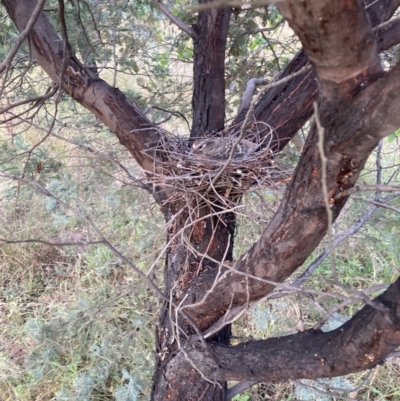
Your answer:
0;125;164;400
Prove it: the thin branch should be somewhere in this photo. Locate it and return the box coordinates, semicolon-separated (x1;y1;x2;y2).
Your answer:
351;195;400;213
335;184;400;200
144;104;191;130
292;203;379;288
50;131;153;193
312;283;390;331
0;172;207;348
372;14;400;33
0;85;58;114
237;77;268;114
0;0;47;75
156;0;198;40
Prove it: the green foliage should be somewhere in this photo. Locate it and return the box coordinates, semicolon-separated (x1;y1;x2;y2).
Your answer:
387;128;400;143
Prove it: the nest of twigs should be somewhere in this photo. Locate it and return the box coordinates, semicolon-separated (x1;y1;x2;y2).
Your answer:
145;122;292;207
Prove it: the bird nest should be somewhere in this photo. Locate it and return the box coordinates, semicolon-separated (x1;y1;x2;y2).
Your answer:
145;123;292;207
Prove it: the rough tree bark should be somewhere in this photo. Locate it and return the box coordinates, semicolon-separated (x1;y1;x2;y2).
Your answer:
2;0;400;400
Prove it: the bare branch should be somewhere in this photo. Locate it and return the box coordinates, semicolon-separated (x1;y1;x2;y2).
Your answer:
373;14;400;32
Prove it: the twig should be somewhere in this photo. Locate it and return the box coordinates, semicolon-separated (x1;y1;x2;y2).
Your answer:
312;283;389;331
0;172;207;347
292;204;379;287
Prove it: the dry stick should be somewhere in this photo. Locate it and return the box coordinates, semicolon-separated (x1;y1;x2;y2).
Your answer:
145;205;245;278
292;204;377;288
208;64;312;189
313;102;337;282
0;172;208;348
372;14;400;32
51;131;153;192
0;86;58;114
180;243;385;340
